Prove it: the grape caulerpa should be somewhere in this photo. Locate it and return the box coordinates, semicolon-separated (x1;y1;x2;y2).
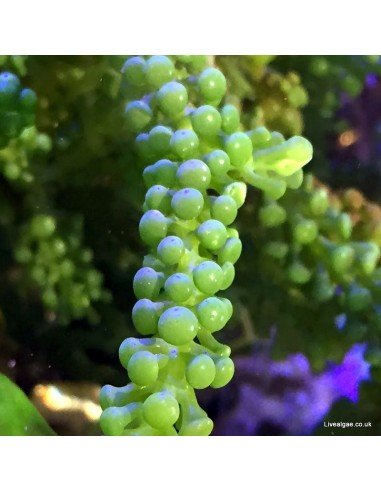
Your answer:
0;71;37;148
99;56;313;436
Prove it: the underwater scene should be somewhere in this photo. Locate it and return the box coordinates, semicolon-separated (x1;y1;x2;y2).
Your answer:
0;55;381;436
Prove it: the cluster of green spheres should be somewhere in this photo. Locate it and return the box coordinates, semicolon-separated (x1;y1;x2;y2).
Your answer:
0;69;105;325
215;56;308;137
15;214;107;324
0;71;45;184
259;176;381;343
100;55;313;436
0;71;37;149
